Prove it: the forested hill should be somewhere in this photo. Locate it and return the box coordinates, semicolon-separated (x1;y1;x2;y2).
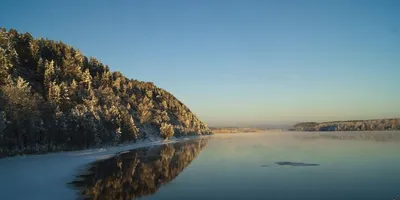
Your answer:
210;127;266;133
292;118;400;132
0;28;211;156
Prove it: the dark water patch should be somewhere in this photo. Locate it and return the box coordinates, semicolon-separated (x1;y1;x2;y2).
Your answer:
260;165;270;167
275;161;319;166
69;138;209;200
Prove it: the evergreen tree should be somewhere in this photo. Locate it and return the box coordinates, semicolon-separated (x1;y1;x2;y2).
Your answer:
1;77;40;150
160;123;174;140
44;60;55;89
0;111;6;139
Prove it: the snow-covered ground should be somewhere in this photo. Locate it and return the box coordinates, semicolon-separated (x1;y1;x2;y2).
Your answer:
0;136;195;200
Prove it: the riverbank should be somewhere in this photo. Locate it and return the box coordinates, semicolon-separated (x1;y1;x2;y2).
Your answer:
0;135;208;200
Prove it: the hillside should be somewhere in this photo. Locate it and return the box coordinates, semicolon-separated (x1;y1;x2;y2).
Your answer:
292;118;400;132
0;28;211;156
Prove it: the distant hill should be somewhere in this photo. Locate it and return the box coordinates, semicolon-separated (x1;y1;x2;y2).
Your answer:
209;127;284;133
0;28;211;156
209;127;267;133
292;118;400;132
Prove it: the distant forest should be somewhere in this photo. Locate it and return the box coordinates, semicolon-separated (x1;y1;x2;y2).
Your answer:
292;118;400;132
209;127;266;133
0;28;211;156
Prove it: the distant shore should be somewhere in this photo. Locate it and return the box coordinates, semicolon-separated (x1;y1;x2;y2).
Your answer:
210;127;282;134
292;118;400;132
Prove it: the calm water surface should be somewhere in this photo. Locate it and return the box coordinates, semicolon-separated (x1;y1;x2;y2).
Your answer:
72;132;400;200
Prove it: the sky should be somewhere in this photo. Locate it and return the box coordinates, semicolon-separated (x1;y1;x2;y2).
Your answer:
0;0;399;126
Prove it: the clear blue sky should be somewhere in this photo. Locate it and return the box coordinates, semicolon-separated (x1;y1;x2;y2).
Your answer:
1;0;399;126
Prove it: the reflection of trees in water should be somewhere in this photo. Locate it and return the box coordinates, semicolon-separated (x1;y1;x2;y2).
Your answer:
71;138;209;200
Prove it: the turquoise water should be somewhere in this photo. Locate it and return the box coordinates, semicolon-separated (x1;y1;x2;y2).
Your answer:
74;132;400;200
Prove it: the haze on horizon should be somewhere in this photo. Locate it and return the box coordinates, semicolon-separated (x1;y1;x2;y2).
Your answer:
1;0;399;126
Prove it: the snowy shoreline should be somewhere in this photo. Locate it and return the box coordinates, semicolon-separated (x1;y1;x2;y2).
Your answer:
0;135;207;200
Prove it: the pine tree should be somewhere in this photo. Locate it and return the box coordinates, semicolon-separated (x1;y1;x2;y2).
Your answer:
82;68;92;90
0;30;17;85
114;127;122;144
0;111;6;139
44;60;55;89
121;115;139;142
137;96;153;124
1;77;40;150
48;82;61;104
160;123;174;140
0;48;11;84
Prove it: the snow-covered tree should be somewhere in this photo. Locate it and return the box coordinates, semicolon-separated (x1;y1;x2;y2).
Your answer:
160;123;174;140
137;96;153;124
48;82;61;104
82;68;92;90
1;77;40;149
44;60;55;89
121;115;139;142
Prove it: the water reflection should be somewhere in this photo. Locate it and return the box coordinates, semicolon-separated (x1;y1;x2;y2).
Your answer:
70;138;209;200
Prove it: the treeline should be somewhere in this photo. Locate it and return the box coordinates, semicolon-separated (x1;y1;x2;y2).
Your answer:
292;118;400;132
210;127;266;133
71;138;209;200
0;28;211;156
